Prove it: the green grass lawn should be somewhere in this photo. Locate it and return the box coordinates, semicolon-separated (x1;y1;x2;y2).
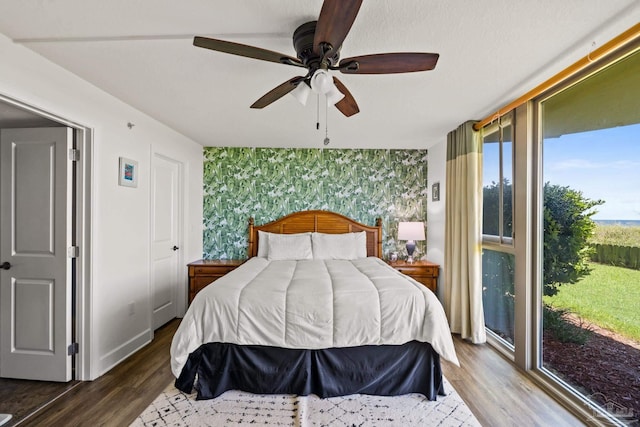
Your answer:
544;262;640;342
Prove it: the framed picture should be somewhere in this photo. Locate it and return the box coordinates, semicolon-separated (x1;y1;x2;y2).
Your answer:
118;157;138;188
432;182;440;201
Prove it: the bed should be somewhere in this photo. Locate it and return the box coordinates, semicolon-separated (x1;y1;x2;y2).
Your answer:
171;210;459;400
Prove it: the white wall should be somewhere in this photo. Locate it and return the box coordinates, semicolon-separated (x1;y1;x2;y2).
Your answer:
0;33;203;379
427;140;447;300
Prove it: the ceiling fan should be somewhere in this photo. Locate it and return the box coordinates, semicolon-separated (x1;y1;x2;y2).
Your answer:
193;0;439;117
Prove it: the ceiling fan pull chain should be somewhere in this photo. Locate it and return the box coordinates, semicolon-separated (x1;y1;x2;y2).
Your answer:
324;98;330;146
325;99;328;136
316;94;320;130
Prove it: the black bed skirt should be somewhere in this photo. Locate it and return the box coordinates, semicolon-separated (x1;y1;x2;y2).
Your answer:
175;341;444;401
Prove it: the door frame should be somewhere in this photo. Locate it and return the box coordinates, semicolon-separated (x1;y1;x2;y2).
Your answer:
0;93;93;381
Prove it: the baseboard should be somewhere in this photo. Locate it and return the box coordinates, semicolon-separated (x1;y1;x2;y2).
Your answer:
96;328;153;377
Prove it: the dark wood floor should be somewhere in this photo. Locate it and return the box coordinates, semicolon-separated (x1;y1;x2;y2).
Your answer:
5;320;178;427
3;319;583;426
0;377;79;425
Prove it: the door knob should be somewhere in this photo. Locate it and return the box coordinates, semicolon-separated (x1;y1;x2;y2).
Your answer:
171;246;179;251
1;262;10;270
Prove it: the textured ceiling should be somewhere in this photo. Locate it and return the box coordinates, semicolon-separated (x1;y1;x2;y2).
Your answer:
0;1;638;149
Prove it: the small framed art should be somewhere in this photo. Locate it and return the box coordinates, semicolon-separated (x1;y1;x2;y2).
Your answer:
432;182;440;201
118;157;138;188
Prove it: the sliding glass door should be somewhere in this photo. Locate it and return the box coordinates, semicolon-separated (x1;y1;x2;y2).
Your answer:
537;48;640;424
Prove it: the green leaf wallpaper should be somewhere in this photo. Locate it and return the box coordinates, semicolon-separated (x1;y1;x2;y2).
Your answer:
203;147;429;260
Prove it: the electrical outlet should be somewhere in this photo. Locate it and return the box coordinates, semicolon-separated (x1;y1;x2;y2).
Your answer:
128;302;135;316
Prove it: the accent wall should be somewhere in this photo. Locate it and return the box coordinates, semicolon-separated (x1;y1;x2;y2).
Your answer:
203;147;429;260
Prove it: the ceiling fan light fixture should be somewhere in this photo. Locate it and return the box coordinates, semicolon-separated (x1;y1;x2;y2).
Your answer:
290;82;311;105
325;84;345;105
310;69;333;95
193;1;438;118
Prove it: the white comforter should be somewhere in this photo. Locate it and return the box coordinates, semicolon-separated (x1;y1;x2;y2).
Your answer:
171;257;459;377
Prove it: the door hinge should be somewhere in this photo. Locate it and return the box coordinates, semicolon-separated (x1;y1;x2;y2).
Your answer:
68;246;80;258
68;342;79;356
69;148;80;162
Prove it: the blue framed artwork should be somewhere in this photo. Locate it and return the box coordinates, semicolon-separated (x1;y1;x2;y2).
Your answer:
119;157;138;188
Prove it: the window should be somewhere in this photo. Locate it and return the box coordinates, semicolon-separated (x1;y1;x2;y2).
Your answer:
482;116;515;347
477;33;639;425
482;121;513;243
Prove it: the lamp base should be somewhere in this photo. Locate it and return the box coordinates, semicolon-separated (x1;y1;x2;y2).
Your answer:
406;240;416;264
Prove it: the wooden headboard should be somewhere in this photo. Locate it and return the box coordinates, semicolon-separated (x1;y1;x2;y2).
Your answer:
248;210;383;258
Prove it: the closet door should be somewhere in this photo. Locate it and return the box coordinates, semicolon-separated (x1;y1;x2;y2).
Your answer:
0;127;73;381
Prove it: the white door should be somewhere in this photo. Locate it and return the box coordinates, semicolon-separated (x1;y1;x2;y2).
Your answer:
150;154;181;330
0;127;73;382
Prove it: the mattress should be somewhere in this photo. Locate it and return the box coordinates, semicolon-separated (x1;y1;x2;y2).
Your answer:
171;257;459;378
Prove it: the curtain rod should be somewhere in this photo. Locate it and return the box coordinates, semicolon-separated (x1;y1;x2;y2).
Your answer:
473;23;640;131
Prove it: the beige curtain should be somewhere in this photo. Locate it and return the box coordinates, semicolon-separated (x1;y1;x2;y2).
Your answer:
444;121;486;343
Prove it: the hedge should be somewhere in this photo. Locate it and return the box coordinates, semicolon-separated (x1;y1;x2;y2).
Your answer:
590;244;640;270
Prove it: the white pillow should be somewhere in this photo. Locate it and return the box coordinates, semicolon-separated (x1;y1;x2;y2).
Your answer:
257;230;270;258
311;232;367;260
267;233;313;261
258;231;312;258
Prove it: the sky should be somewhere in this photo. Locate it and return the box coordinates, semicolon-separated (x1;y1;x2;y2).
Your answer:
543;123;640;220
483;122;640;221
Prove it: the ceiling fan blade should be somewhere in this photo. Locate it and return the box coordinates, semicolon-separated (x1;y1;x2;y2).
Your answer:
194;36;303;67
313;0;363;56
339;53;439;74
250;76;305;109
332;77;359;117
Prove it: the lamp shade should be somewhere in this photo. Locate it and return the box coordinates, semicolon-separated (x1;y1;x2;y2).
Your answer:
325;84;345;105
310;69;333;94
290;82;310;105
397;222;425;241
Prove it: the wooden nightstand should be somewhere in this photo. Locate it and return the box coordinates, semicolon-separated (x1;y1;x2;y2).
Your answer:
187;259;244;304
387;260;439;292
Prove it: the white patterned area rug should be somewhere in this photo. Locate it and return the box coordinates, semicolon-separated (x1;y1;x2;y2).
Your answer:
131;377;480;427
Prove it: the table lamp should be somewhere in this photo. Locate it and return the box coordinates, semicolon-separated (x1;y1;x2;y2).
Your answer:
397;222;425;264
